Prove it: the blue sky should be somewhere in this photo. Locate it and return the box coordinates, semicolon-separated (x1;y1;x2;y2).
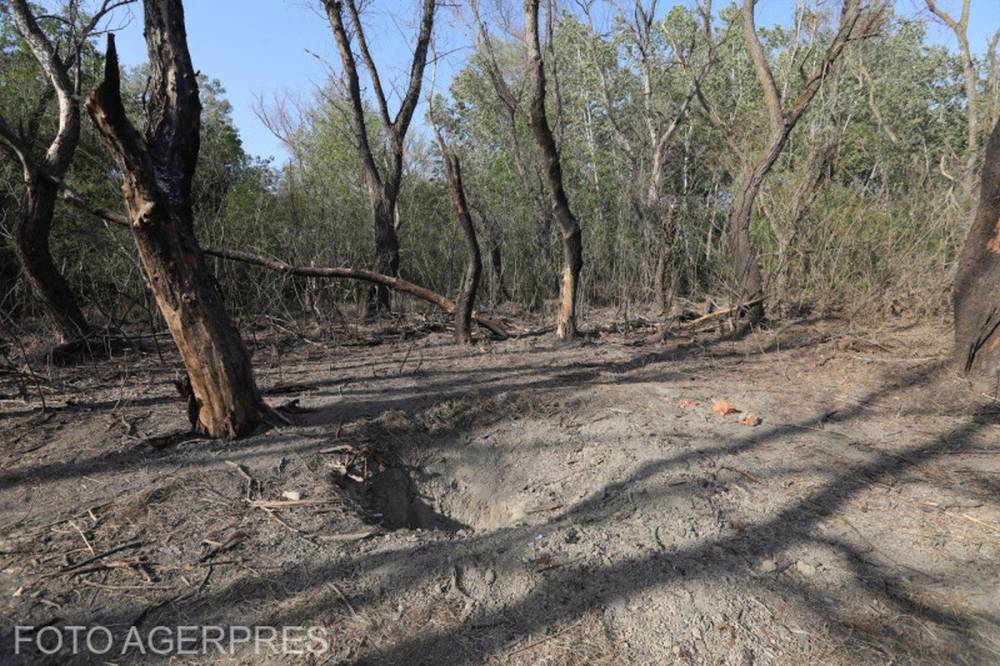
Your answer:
105;0;1000;164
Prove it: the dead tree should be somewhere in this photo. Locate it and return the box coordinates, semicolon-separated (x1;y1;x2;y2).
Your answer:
323;0;435;315
524;0;583;340
0;0;130;342
85;4;268;440
953;118;1000;376
699;0;878;326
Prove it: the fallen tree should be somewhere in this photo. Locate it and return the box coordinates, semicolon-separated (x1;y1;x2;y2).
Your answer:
202;247;507;339
32;168;509;340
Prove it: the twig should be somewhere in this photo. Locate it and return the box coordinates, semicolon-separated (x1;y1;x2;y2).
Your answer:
959;513;1000;535
58;540;142;572
721;465;762;484
250;498;338;509
225;460;257;500
507;618;584;656
329;582;359;618
69;520;95;556
257;506;317;546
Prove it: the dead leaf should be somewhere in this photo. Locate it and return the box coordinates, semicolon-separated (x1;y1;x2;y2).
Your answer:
712;400;738;416
738;412;761;427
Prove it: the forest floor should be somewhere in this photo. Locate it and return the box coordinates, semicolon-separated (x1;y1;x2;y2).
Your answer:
1;310;999;664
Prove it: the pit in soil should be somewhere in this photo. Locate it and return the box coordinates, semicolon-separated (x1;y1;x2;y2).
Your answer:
1;314;998;665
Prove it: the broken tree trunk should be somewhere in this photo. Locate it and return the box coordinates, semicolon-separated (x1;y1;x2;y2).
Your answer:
525;0;583;340
86;9;266;440
954;118;1000;376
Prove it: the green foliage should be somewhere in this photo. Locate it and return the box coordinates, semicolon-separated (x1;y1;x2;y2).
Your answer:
1;2;993;330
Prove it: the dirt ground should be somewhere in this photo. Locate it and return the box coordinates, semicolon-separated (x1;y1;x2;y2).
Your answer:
1;311;999;664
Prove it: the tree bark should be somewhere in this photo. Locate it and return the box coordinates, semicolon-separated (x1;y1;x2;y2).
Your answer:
15;176;90;340
86;7;266;440
524;0;583;340
652;203;676;314
442;153;482;344
369;191;400;313
953;118;1000;376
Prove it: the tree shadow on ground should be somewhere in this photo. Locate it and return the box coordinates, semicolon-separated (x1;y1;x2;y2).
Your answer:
1;328;994;664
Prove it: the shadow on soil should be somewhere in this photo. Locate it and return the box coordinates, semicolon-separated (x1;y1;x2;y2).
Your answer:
2;323;997;664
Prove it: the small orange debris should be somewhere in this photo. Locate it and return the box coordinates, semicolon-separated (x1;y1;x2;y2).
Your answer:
712;400;738;416
738;412;761;427
676;399;701;409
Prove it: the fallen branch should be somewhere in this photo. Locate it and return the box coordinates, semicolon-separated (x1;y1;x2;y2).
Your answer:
38;169;510;340
204;247;509;339
57;540;143;573
683;297;766;328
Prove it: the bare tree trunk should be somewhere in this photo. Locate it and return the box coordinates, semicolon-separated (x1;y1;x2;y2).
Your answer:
652;204;675;314
324;0;435;317
86;8;266;440
525;0;582;340
14;176;90;340
471;203;509;304
442;154;482;344
729;162;768;322
704;0;874;327
953;118;1000;375
490;244;508;304
369;191;399;313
